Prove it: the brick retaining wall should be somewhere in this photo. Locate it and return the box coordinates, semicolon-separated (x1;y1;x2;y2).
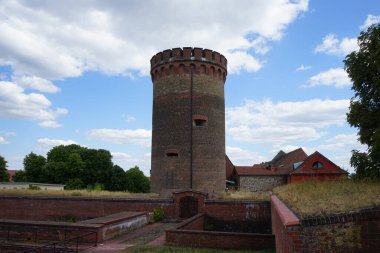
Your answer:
166;213;275;250
0;195;271;223
0;195;174;220
271;195;380;253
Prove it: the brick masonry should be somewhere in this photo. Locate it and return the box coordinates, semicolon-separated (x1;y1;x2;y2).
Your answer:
150;47;227;195
271;195;380;253
0;194;271;223
166;213;275;250
239;175;287;191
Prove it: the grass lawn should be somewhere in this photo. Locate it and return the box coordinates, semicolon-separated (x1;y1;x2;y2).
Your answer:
273;180;380;218
121;246;274;253
0;188;159;198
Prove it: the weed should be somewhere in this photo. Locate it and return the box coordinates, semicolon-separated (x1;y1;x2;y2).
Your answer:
153;207;164;222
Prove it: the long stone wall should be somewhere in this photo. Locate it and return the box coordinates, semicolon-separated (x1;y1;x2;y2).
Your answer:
239;175;287;191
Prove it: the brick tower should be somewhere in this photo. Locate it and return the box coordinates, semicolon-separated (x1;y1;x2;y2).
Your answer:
150;47;228;196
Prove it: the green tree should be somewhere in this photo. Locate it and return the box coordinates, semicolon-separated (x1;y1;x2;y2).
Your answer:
44;144;115;190
13;170;27;182
344;23;380;180
125;166;150;193
0;156;10;182
107;165;128;191
23;153;46;182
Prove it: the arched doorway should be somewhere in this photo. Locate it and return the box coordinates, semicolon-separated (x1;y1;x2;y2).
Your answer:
179;196;198;218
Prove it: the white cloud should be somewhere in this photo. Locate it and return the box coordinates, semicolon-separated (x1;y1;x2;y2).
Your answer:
6;155;24;170
0;1;309;127
87;128;151;146
226;146;266;166
317;133;366;153
314;34;358;56
272;144;309;154
305;68;351;88
0;136;10;144
225;50;262;74
111;151;151;175
36;138;78;153
39;120;63;128
296;64;311;71
226;99;349;145
13;75;60;93
360;14;380;30
0;0;308;79
0;81;67;126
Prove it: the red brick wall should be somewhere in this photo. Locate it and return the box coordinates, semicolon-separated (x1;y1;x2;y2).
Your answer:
166;229;275;250
202;200;271;222
289;173;343;183
0;195;271;223
272;195;380;253
177;213;204;230
0;196;175;220
166;213;274;250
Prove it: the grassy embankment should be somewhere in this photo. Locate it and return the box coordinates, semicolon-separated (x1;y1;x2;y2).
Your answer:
273;180;380;218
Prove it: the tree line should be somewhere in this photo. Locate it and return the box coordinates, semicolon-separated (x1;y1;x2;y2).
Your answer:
0;144;149;192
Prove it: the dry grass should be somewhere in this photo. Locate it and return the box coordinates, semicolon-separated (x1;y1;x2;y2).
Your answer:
0;189;159;198
273;180;380;218
219;190;270;201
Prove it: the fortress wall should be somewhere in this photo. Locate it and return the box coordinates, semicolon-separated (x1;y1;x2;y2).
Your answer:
271;195;380;253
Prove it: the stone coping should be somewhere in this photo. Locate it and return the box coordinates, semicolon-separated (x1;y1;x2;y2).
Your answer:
205;199;270;204
0;218;100;229
0;194;172;203
80;211;147;225
271;195;300;226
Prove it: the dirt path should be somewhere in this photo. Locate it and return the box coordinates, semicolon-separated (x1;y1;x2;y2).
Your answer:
83;222;176;253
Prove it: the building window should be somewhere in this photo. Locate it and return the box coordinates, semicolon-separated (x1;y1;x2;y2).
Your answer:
312;161;324;169
193;115;208;127
165;149;179;157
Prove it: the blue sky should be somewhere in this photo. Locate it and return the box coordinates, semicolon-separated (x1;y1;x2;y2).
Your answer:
0;0;378;175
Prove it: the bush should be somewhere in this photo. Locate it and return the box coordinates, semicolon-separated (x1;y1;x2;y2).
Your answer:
153;207;164;222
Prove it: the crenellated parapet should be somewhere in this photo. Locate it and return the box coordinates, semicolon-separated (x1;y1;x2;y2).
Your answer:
150;47;228;82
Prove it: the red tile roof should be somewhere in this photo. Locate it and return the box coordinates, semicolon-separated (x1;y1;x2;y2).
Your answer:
235;164;288;176
7;170;18;182
272;148;308;170
234;148;308;176
230;148;346;178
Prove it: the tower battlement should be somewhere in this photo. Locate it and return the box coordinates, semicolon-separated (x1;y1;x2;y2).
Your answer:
150;47;227;82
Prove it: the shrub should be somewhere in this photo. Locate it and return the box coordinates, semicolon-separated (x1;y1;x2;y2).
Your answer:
153;207;164;222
